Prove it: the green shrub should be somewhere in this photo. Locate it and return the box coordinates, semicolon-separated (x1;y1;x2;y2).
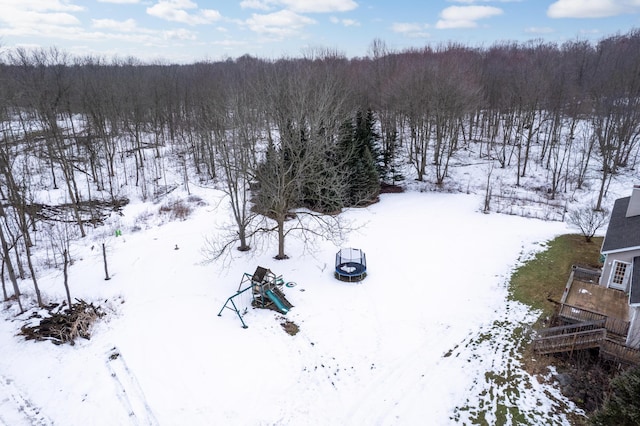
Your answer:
589;366;640;426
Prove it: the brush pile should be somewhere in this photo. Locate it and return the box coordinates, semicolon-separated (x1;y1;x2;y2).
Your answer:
20;300;105;345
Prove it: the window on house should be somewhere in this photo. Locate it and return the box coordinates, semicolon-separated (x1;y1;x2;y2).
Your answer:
611;260;630;288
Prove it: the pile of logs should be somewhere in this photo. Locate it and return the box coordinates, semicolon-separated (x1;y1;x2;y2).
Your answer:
20;300;105;345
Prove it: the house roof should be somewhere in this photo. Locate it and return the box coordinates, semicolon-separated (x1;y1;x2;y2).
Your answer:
631;257;640;305
601;196;640;253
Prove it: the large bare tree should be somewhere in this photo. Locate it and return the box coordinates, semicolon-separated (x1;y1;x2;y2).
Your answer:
253;57;351;259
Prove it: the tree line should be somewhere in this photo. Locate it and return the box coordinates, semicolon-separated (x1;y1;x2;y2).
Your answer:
1;29;640;306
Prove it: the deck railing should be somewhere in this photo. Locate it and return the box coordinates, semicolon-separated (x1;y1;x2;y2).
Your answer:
534;267;637;365
571;265;601;283
558;304;630;337
534;305;637;365
535;320;605;338
559;303;606;323
605;317;631;337
601;339;640;366
534;328;606;355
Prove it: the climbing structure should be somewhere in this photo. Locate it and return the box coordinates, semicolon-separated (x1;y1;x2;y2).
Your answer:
245;266;293;314
218;266;293;328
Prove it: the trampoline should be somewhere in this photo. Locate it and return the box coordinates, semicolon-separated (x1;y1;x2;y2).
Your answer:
335;248;367;282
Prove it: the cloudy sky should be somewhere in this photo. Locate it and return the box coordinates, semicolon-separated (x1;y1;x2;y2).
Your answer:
0;0;639;63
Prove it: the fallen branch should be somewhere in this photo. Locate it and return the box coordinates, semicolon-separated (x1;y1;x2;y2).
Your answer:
19;299;105;345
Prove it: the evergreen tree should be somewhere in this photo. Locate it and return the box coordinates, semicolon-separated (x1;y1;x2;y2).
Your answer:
386;128;404;185
338;110;381;206
590;366;640;426
299;147;346;213
356;109;384;180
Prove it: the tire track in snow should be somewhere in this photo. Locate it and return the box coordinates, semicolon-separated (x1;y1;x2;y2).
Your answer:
106;347;159;426
0;375;52;426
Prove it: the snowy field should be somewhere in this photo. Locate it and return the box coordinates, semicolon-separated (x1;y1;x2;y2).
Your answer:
3;177;608;426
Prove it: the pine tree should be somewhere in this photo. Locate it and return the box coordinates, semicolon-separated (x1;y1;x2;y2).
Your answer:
590;366;640;426
338;110;381;206
356;109;384;180
383;128;404;185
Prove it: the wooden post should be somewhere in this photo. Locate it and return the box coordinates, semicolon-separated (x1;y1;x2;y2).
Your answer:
102;243;111;281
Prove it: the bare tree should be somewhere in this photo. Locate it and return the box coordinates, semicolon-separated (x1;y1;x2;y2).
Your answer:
589;33;640;210
253;58;351;259
46;220;78;309
0;142;43;306
567;206;609;242
0;201;24;312
8;47;87;236
429;46;481;185
394;52;432;182
213;59;262;252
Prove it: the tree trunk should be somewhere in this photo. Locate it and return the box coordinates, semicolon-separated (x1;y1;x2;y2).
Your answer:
63;249;72;309
102;243;111;281
1;258;7;301
0;223;23;312
276;215;287;260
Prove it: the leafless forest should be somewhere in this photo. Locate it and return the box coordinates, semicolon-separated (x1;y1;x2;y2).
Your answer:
1;30;640;308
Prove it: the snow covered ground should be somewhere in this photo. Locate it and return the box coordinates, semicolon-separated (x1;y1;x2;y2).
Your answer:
1;143;636;425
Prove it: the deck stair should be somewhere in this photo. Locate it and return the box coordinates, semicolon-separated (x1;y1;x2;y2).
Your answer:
534;320;606;355
533;318;640;366
600;339;640;366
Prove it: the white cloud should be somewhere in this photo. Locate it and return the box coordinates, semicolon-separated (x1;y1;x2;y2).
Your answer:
340;18;359;26
146;0;222;25
240;0;273;10
392;22;423;33
241;0;358;13
580;28;602;34
0;0;84;13
201;9;222;20
92;18;138;32
281;0;357;13
548;0;640;18
524;26;555;34
448;0;520;3
330;16;360;26
97;0;140;3
27;11;81;26
391;22;430;38
0;0;84;31
245;10;315;37
436;5;503;29
163;28;197;40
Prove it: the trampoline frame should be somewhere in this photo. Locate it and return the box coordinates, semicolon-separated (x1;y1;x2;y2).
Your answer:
335;248;367;282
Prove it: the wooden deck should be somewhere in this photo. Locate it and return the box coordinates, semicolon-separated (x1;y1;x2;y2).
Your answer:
534;327;605;355
564;279;629;321
533;268;639;366
558;304;630;337
533;320;640;365
601;339;640;366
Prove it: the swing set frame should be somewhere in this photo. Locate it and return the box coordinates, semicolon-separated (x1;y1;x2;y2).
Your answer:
217;266;289;328
217;284;253;328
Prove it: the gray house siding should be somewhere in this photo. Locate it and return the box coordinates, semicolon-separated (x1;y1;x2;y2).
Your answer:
628;306;640;348
600;249;640;291
598;188;640;346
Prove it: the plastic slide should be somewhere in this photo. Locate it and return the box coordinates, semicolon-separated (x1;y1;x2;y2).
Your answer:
265;289;289;314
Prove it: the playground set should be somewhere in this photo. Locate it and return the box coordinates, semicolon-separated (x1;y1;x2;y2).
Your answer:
218;266;294;328
219;248;366;328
